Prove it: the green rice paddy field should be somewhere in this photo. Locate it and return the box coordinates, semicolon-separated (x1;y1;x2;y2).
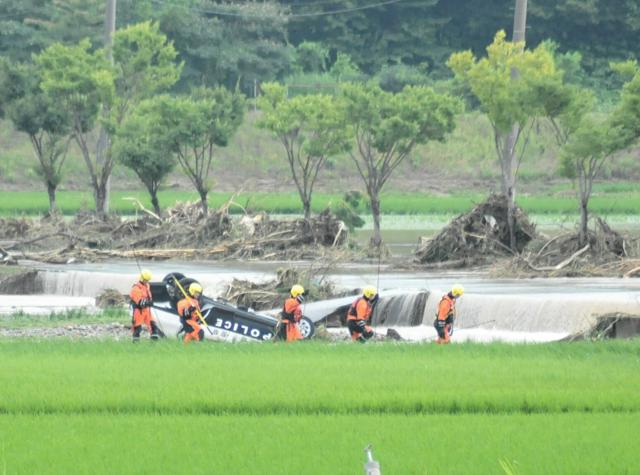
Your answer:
2;188;640;216
1;339;639;474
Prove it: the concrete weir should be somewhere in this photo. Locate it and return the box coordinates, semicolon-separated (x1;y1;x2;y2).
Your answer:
283;289;640;341
3;266;640;341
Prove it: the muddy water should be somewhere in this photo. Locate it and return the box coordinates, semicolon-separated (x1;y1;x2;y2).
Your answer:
21;260;640;339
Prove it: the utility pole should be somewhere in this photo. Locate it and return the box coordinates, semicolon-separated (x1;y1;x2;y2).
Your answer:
105;0;116;62
96;0;116;216
512;0;527;43
501;0;528;251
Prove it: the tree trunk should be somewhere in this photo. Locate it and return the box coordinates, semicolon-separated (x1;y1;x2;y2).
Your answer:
95;129;111;216
46;181;58;215
302;196;311;220
579;198;589;247
500;128;518;251
369;192;382;249
150;191;161;216
578;167;589;247
94;182;108;219
198;189;208;216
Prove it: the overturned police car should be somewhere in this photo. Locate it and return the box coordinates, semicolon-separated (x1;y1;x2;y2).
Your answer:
149;273;315;342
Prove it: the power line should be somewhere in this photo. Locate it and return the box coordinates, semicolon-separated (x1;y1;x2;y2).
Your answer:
292;0;405;17
148;0;406;19
287;0;381;7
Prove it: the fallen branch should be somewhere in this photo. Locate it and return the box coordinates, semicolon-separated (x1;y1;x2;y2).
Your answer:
525;244;590;272
623;266;640;278
534;233;570;260
122;197;162;222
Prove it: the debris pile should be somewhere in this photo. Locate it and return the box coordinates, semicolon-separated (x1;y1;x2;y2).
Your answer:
501;217;640;277
415;194;536;266
222;266;344;311
96;289;129;309
0;201;349;264
566;312;640;341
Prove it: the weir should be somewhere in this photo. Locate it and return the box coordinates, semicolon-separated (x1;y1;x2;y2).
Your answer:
35;269;241;297
6;268;640;338
434;293;640;335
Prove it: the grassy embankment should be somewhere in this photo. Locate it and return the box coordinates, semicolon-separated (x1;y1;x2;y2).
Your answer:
0;339;638;474
2;183;640;216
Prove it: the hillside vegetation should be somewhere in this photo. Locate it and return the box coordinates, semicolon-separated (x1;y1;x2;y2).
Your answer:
2;112;638;195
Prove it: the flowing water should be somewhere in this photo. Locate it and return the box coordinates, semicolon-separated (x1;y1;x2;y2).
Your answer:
8;259;637;342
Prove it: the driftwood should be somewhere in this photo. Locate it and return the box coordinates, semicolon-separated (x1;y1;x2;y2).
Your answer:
495;217;640;278
623;265;640;278
221;265;345;311
2;200;350;264
523;244;590;272
415;194;536;265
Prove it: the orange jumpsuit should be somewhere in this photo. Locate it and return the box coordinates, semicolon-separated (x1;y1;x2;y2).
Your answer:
130;281;159;341
347;297;374;342
177;296;204;343
277;297;303;341
435;294;455;344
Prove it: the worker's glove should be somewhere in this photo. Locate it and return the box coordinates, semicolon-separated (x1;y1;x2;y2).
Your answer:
435;319;446;329
356;320;367;330
183;306;195;318
139;299;152;307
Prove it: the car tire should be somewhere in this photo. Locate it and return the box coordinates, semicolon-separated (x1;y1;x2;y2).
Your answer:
162;272;185;285
298;316;315;340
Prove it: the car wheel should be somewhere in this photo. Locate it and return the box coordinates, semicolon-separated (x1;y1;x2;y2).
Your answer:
162;272;185;285
298;316;315;340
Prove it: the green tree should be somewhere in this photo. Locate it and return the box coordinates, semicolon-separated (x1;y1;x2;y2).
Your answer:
539;80;598;246
36;39;115;216
2;61;72;215
159;88;245;215
284;0;442;74
560;120;619;248
111;21;182;123
157;0;291;92
293;42;329;74
113;98;176;215
340;82;460;249
448;31;561;250
36;23;181;217
257;82;351;219
0;1;51;63
47;0;104;47
611;69;640;145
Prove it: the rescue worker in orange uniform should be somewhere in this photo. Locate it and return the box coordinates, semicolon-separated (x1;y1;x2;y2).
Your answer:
347;286;377;342
130;269;161;342
177;282;205;343
434;284;464;344
276;284;304;342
